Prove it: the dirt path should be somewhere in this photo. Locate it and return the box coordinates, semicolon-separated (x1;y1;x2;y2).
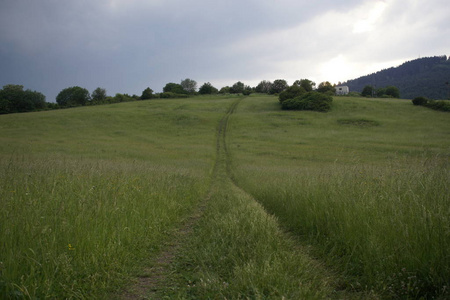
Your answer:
120;97;371;299
119;98;243;299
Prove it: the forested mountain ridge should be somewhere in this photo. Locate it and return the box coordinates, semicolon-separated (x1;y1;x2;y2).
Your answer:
343;56;450;99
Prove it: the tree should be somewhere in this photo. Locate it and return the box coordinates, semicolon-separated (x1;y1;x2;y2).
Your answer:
163;83;187;94
255;80;272;93
180;78;197;94
56;86;91;107
361;85;374;97
243;85;253;96
0;84;23;114
317;81;335;94
269;79;288;94
279;85;306;103
293;79;315;92
376;87;386;97
199;82;218;95
0;84;46;114
92;87;107;103
385;86;400;98
141;87;154;100
219;86;231;94
230;81;245;94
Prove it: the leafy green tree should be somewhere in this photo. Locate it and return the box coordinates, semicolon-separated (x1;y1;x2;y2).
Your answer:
163;83;187;95
279;85;306;103
376;87;386;97
293;79;315;92
385;86;400;98
0;84;46;114
243;85;253;96
317;81;335;94
56;86;91;107
0;84;22;114
361;85;374;97
255;80;272;93
180;78;197;94
269;79;288;94
92;87;107;103
219;86;231;94
199;82;218;94
141;87;154;100
230;81;245;94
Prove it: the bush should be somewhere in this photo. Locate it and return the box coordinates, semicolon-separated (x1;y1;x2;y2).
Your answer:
426;100;450;112
278;85;306;103
348;91;361;97
412;96;429;106
281;91;332;112
159;92;189;99
242;89;252;96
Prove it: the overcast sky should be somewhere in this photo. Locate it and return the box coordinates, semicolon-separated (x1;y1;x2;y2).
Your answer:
1;0;449;101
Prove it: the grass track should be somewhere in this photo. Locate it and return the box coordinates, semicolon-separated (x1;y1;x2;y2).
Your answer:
158;97;373;299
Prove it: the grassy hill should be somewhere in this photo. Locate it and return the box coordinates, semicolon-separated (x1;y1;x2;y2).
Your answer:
1;95;449;299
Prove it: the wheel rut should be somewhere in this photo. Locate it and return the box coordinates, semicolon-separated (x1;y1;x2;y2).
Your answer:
120;97;360;299
119;97;243;299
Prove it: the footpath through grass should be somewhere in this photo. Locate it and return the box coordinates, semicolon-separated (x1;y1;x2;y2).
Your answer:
161;97;344;299
230;95;450;299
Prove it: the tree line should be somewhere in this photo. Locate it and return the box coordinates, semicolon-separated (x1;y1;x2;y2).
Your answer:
0;78;336;114
1;76;402;115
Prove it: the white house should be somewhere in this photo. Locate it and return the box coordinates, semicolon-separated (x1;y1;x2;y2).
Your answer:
335;86;349;95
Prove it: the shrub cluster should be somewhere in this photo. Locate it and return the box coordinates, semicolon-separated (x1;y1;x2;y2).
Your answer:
278;85;306;103
281;91;332;112
426;100;450;112
159;92;189;99
412;96;429;106
0;84;47;114
412;96;450;112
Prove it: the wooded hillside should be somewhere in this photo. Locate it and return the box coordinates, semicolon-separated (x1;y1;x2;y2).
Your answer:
344;56;450;99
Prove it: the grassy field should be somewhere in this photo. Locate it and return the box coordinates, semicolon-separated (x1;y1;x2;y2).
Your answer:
0;97;229;298
0;94;449;299
229;95;450;298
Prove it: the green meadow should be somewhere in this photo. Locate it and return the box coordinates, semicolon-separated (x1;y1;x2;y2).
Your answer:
0;95;449;299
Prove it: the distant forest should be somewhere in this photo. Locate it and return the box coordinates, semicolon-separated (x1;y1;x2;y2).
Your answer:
343;55;450;99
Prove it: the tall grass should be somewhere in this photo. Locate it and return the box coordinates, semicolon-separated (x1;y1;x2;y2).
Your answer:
235;160;449;298
230;95;450;298
0;97;230;298
166;179;335;299
0;157;205;298
164;98;335;299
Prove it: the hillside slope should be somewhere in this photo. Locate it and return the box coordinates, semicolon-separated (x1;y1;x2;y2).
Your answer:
344;55;450;99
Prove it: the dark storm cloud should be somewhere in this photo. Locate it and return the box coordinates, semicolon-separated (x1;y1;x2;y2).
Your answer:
0;0;448;101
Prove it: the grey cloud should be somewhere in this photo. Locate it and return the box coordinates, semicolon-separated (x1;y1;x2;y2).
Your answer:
1;0;449;101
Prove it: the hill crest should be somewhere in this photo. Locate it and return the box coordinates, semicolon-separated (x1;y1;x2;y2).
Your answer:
343;55;450;99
